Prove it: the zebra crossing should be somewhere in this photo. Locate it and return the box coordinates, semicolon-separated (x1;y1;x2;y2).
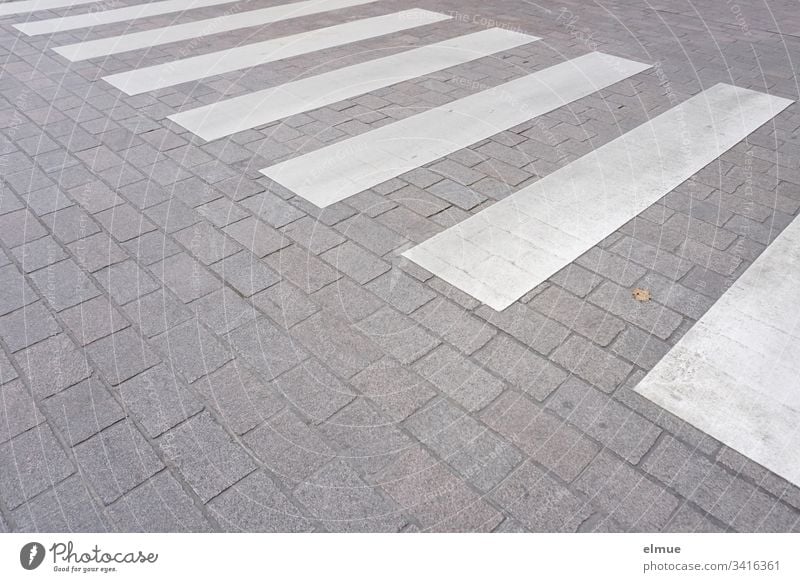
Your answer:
103;9;451;95
402;83;793;311
5;0;799;489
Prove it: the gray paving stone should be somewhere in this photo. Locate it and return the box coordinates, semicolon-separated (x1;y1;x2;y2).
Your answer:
428;179;485;210
0;379;42;445
611;326;671;369
664;503;726;533
291;311;383;379
577;246;647;287
357;306;439;365
321;240;390;285
365;269;436;314
95;259;160;305
312;278;383;322
551;334;633;393
588;281;685;340
414;345;503;412
0;301;61;352
0;209;47;248
94;203;157;244
60;296;129;346
251;281;318;329
412;297;495;355
273;358;356;423
0;263;37;317
265;245;340;294
107;470;211;532
475;303;570;355
157;411;255;503
174;221;241;266
152;319;231;383
377;447;501;531
197;197;249;228
75;420;164;504
474;334;568;401
12;474;107;533
144;199;201;234
29;258;101;311
481;391;599;481
335;214;407;256
223;216;289;258
282;215;345;255
119;364;203;438
123;289;192;338
319;398;412;478
69;231;128;273
208;470;313;532
68;180;123;214
154;252;221;303
244;409;334;483
211;250;280;297
227;317;307;381
240;191;304;228
575;451;680;531
491;460;592;532
15;333;91;398
43;375;125;446
529;285;626;347
295;459;405;532
351;358;437;422
44;205;101;245
11;235;67;273
194;361;285;435
190;287;257;335
637;271;715;320
0;424;75;510
85;328;159;386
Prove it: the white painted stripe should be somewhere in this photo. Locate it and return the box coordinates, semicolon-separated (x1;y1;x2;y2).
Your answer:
402;83;792;311
102;9;451;96
170;29;540;141
260;52;651;209
14;0;239;36
53;0;380;61
0;0;100;17
636;213;800;487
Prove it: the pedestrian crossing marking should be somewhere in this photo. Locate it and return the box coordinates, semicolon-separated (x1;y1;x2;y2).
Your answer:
260;51;651;208
169;28;540;141
636;208;800;487
0;0;101;17
402;83;792;311
53;0;381;61
102;9;451;95
15;0;240;36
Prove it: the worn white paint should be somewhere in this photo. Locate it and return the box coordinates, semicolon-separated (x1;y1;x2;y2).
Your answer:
15;0;240;36
102;9;451;95
402;83;792;310
0;0;100;17
169;28;540;141
260;52;651;208
636;210;800;487
53;0;380;61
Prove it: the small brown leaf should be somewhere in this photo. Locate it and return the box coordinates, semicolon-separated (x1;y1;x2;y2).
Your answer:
632;288;651;302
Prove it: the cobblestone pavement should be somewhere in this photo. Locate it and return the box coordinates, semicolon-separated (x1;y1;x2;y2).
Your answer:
1;0;800;533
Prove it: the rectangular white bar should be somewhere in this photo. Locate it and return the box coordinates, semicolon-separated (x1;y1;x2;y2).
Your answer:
403;83;793;310
14;0;239;36
0;0;100;17
102;9;451;96
53;0;380;61
169;28;540;141
260;52;651;209
636;213;800;487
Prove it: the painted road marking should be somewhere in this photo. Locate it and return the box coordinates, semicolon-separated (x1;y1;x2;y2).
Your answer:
53;0;381;61
260;51;651;208
169;28;540;141
102;9;451;95
402;83;792;311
